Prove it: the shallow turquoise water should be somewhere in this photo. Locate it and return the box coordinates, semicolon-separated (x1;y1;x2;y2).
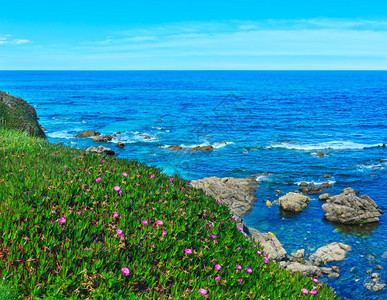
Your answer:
1;71;386;299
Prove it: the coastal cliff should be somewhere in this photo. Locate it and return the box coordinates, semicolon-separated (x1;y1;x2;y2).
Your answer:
0;90;46;138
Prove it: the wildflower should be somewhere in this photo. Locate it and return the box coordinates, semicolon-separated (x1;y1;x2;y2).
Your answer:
253;244;256;248
162;231;167;236
310;290;317;295
301;289;308;294
246;267;252;274
232;217;237;221
256;251;262;255
237;227;243;232
77;211;82;215
188;182;191;185
220;221;224;226
186;288;190;292
113;212;119;218
215;276;220;281
205;295;209;299
156;220;163;226
264;257;269;264
59;218;66;224
169;178;174;182
96;177;101;183
238;279;242;284
119;190;122;195
217;200;222;204
185;248;192;254
237;247;240;250
210;234;216;239
142;220;148;225
102;160;105;164
214;240;217;244
183;201;186;204
236;265;242;270
198;288;206;295
113;186;120;192
121;268;129;276
150;174;155;178
116;229;123;235
122;172;128;177
215;264;221;271
312;278;318;283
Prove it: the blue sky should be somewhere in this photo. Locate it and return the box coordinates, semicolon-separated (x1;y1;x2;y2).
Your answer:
0;0;386;70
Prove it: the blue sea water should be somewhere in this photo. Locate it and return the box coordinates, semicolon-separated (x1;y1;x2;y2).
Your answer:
0;71;386;299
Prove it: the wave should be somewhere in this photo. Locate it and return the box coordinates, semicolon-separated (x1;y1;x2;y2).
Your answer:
357;164;385;171
161;142;234;151
253;174;272;182
295;180;336;186
271;141;385;151
47;130;74;139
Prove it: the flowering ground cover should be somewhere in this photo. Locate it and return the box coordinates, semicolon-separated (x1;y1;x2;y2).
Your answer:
0;130;339;299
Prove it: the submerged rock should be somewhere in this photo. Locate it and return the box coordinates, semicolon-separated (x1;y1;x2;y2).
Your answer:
317;152;325;157
167;145;183;151
115;142;125;148
322;187;383;224
279;192;310;213
191;145;214;152
75;130;101;138
309;242;351;265
299;182;333;195
190;177;258;219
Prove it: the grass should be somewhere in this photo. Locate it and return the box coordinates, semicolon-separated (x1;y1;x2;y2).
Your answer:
0;129;339;299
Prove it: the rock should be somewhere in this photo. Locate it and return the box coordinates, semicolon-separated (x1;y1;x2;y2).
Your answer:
275;190;282;194
190;177;258;219
0;90;46;138
265;200;272;207
327;272;340;279
94;136;108;142
322;187;383;224
273;200;279;204
41;126;47;132
105;135;113;141
86;146;115;156
299;182;333;195
144;135;151;140
319;193;332;201
115;142;125;148
167;145;183;151
368;173;377;177
324;174;330;178
246;227;287;260
264;146;272;150
371;273;380;279
364;273;386;292
309;242;351;265
331;266;341;273
290;249;305;262
191;145;214;152
114;131;121;135
75;130;101;138
286;262;323;278
279;192;310;213
317;152;325;157
299;181;308;187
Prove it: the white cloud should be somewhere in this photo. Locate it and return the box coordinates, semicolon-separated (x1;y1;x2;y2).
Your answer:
0;35;31;45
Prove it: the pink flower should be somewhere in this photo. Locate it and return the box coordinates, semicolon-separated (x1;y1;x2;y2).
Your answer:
122;172;128;177
96;177;101;183
301;289;308;294
198;288;206;295
59;218;66;224
236;265;242;270
312;278;318;283
150;174;155;178
77;211;82;215
162;231;167;236
217;200;222;204
264;257;269;264
156;220;163;226
113;212;119;218
116;229;123;235
215;276;220;281
256;251;262;255
237;247;240;250
215;264;221;271
113;186;120;192
101;160;105;164
220;221;224;226
246;268;252;274
238;279;242;284
205;295;209;299
119;190;122;195
185;248;192;254
188;182;191;185
232;217;237;221
214;240;217;244
183;201;186;204
310;290;317;295
121;268;129;276
186;288;190;292
253;244;256;248
237;227;243;232
210;234;216;239
142;220;148;225
169;178;174;182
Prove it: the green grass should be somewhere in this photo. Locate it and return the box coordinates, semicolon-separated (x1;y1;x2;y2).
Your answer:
0;130;338;299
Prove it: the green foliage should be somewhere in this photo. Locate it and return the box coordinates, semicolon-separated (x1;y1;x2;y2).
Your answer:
0;279;17;300
0;130;339;299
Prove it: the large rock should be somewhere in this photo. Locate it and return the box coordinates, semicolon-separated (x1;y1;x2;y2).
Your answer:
190;177;258;218
0;90;46;138
279;192;310;213
86;146;115;156
285;262;323;278
246;227;287;260
322;188;383;224
299;182;333;195
75;130;101;138
191;145;214;152
167;145;183;151
319;193;332;201
309;242;351;265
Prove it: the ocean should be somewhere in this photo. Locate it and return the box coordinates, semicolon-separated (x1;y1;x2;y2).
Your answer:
1;71;386;299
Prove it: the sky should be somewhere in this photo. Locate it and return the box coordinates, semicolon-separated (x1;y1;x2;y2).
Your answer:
0;0;386;70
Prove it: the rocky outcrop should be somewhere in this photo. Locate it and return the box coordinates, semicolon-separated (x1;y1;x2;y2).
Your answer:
167;145;183;151
279;192;310;213
75;130;101;138
309;242;351;265
364;273;386;292
299;182;333;195
0;90;46;138
191;145;214;152
115;142;125;148
322;188;383;224
190;177;258;218
319;193;332;201
86;146;115;156
246;227;287;260
93;135;113;142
